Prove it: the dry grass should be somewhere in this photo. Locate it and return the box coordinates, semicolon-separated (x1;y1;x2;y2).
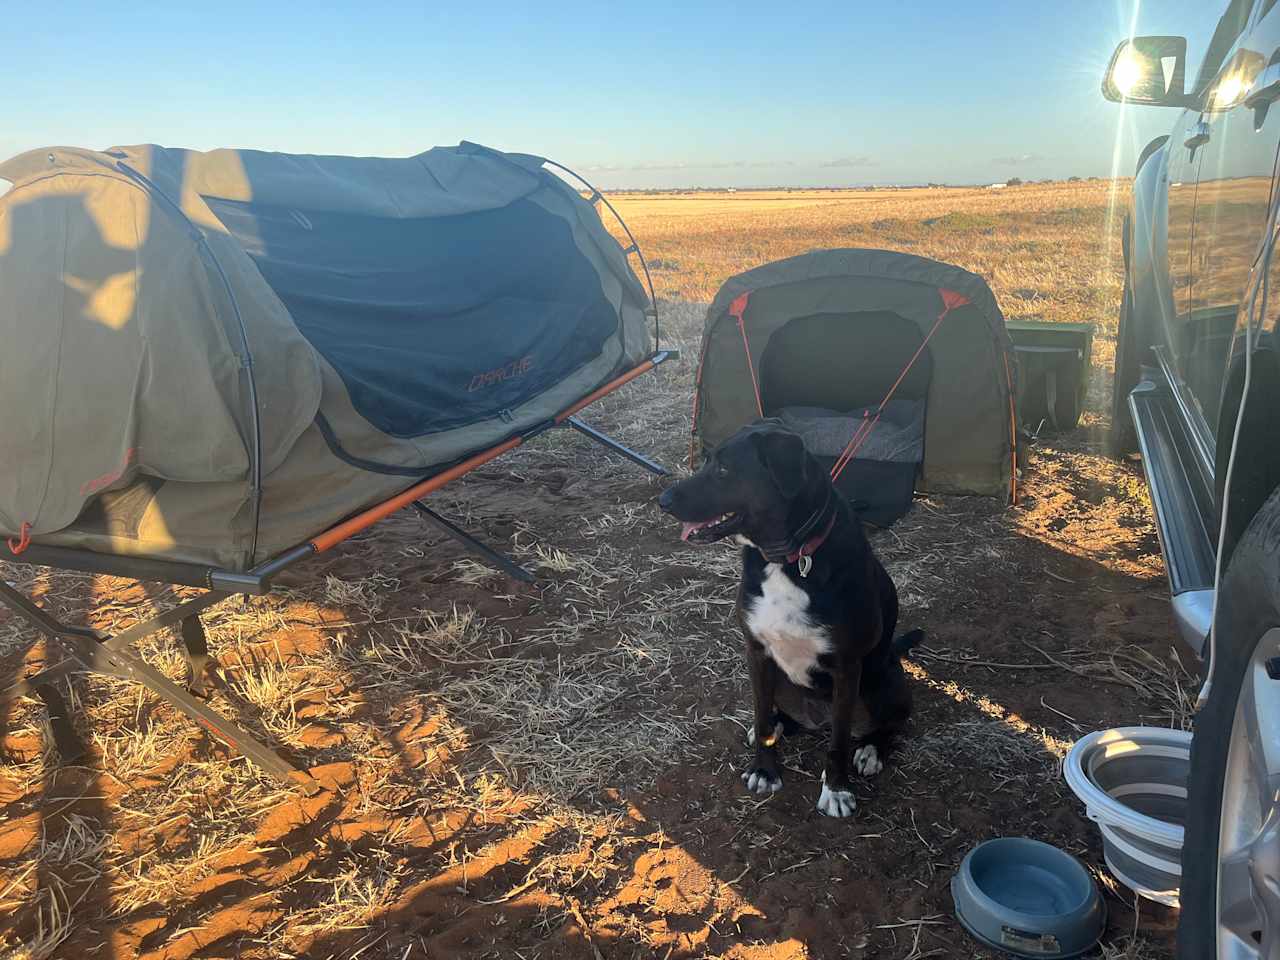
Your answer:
912;639;1197;733
608;181;1129;334
4;885;76;960
337;592;713;795
286;851;406;938
1100;935;1168;959
0;181;1188;959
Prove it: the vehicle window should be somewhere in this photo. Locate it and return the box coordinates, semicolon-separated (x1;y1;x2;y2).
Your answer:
1263;0;1279;20
1194;0;1257;91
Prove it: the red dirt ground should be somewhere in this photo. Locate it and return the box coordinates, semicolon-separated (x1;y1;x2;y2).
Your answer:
1;323;1183;959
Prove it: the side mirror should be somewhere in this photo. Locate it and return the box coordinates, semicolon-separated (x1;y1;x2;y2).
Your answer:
1103;36;1188;106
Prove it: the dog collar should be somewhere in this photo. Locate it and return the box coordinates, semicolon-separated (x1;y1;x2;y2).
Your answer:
785;510;837;578
754;488;837;576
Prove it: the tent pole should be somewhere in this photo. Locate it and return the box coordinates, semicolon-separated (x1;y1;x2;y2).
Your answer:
537;157;662;351
410;502;535;583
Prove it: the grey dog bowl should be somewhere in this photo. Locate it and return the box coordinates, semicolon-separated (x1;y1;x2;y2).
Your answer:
952;837;1105;958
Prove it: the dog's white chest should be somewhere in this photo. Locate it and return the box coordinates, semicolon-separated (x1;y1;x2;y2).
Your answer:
745;564;830;687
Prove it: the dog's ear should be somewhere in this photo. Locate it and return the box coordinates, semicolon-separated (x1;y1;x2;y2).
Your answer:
752;428;809;498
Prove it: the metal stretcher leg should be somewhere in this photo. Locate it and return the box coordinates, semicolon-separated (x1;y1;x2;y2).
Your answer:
30;681;83;762
411;501;535;583
0;580;315;793
179;615;216;696
565;416;669;476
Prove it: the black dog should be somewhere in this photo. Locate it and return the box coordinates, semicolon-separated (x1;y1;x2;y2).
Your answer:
658;420;921;818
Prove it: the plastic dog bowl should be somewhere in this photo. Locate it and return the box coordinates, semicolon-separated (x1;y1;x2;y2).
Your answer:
951;837;1105;958
1063;726;1189;906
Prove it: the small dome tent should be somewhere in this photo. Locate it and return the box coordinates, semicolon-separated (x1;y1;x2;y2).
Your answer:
692;250;1018;525
0;142;654;570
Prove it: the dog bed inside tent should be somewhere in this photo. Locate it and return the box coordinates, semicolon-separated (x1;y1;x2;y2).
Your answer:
692;250;1018;526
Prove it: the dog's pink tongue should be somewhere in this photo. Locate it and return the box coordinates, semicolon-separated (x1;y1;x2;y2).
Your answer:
680;522;700;542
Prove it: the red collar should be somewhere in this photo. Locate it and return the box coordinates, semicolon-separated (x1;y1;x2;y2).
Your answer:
785;510;837;567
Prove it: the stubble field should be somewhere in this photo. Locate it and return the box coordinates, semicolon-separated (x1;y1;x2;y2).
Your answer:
1;181;1188;960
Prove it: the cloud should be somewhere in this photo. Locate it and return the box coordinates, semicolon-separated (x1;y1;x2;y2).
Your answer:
992;153;1044;166
820;155;876;168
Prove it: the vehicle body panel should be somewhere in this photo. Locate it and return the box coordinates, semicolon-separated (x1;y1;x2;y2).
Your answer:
1121;0;1280;661
1188;2;1280;437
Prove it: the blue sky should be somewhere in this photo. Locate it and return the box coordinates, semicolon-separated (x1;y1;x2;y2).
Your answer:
2;0;1219;188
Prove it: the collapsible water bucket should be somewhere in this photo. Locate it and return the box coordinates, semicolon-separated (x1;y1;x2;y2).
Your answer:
1063;727;1190;906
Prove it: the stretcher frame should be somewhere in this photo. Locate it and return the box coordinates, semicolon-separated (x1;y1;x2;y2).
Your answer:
1;154;676;791
0;351;671;792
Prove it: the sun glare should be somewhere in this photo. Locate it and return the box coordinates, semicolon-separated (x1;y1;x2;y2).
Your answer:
1112;49;1144;97
1101;0;1143;302
1212;71;1247;108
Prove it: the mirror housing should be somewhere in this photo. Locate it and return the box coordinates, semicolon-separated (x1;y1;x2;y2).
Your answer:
1103;36;1189;106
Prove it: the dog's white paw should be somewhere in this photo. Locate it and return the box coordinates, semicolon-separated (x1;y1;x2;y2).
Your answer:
852;744;883;777
741;767;782;795
746;721;784;748
816;781;857;818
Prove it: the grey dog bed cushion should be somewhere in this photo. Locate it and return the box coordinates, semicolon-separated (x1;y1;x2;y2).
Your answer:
777;400;924;464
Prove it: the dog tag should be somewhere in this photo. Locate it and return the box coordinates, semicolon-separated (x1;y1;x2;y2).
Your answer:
798;555;812;578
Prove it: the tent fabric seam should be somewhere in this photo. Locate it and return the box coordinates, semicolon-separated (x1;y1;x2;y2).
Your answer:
313;412;456;477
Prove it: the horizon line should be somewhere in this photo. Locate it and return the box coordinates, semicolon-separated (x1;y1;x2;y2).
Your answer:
596;176;1116;193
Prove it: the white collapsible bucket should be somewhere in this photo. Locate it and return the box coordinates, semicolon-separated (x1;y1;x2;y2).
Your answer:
1063;727;1190;907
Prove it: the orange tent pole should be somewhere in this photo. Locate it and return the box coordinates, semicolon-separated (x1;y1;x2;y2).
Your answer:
309;437;523;552
308;356;664;554
554;357;658;424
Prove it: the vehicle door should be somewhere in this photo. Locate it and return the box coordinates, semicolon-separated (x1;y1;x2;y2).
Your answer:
1182;0;1277;455
1167;107;1204;353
